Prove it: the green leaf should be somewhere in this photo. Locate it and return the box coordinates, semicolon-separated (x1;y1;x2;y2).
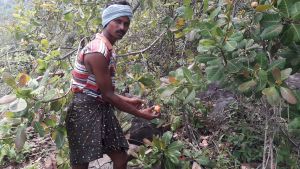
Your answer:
199;39;216;46
159;86;178;98
138;74;155;87
178;88;189;100
291;2;300;19
290;24;300;42
257;70;268;91
255;52;268;69
64;12;74;22
260;13;281;28
281;26;295;45
195;54;217;63
2;72;17;89
168;141;184;152
205;64;224;82
43;89;56;101
52;127;65;149
162;131;173;145
209;7;221;20
281;68;292;80
224;41;237;52
9;98;27;113
184;6;193;19
33;121;45;137
238;80;257;92
182;67;193;83
228;32;243;42
195;156;210;166
171;115;182;131
278;0;294;18
226;59;241;73
260;24;283;40
262;87;281;105
36;59;47;74
15;125;26;151
50;99;65;112
41;39;49;49
268;58;286;71
184;89;195;104
280;87;297;104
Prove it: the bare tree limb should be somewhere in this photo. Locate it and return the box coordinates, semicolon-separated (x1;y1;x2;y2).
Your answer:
117;30;167;58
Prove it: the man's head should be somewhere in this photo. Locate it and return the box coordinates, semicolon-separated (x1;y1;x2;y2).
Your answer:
102;1;132;40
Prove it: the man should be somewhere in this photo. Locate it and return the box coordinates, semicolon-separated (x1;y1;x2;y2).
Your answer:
66;1;160;169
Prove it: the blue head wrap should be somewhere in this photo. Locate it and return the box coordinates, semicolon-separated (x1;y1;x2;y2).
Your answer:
102;4;133;27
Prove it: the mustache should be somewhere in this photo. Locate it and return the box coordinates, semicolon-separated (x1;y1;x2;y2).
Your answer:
116;30;126;35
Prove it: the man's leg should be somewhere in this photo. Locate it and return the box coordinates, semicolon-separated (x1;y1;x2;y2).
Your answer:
107;150;128;169
71;163;89;169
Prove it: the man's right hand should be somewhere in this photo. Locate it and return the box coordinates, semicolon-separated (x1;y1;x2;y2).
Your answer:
140;106;160;120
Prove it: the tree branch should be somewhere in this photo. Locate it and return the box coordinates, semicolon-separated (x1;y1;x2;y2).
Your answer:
117;30;167;58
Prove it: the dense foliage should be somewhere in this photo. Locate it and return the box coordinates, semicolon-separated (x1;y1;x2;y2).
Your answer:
0;0;300;168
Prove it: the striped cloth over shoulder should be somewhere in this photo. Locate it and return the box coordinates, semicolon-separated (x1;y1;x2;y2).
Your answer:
71;33;117;98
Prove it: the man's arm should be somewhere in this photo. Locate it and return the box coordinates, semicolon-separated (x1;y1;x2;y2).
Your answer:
84;52;158;120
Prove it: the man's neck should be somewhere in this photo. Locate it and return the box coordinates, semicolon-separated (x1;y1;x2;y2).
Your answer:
102;30;117;45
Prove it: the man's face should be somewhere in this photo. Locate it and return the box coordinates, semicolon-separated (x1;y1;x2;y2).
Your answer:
106;16;130;40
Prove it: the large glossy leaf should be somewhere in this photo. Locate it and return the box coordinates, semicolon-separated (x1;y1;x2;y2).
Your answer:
260;13;281;28
15;125;26;151
278;0;295;18
238;80;257;92
280;87;297;104
262;87;281;105
260;24;283;40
